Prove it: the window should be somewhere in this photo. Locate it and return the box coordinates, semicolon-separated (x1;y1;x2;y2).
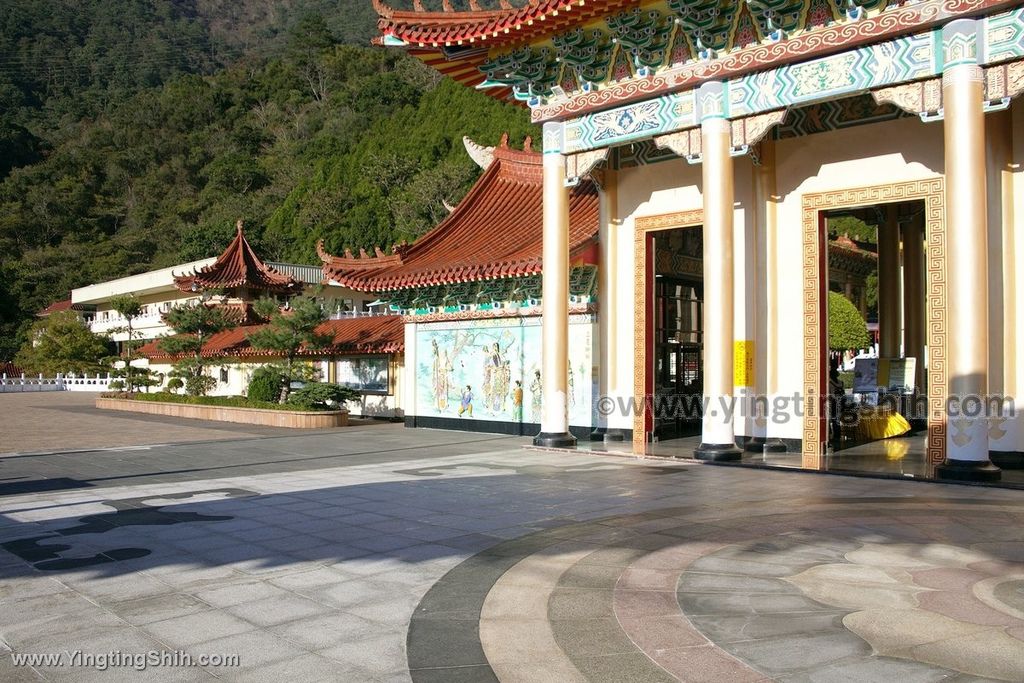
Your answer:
219;367;229;383
336;356;389;394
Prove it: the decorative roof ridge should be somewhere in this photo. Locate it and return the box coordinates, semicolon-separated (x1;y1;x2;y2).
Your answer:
317;240;407;270
374;0;531;22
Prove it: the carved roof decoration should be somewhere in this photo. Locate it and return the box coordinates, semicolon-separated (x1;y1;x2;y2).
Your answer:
319;134;599;292
372;0;1017;119
174;220;303;296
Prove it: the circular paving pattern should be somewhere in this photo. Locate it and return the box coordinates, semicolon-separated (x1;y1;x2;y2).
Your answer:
407;496;1024;682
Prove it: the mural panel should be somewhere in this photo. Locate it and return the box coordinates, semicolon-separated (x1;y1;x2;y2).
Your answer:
415;315;596;428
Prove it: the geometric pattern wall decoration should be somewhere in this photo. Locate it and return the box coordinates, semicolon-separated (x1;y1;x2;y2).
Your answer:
776;94;912;138
560;25;948;153
632;208;705;455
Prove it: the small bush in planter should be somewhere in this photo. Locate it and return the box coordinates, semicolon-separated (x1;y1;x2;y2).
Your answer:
247;366;284;403
287;383;360;411
166;377;184;394
108;379;125;391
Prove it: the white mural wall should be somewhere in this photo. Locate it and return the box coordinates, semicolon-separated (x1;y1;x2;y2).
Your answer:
414;314;597;428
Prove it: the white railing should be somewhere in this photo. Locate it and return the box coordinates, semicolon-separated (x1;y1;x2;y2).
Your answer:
0;373;114;393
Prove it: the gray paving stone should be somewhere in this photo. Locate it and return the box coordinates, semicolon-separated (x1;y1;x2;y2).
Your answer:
144;610;257;648
225;594;333;627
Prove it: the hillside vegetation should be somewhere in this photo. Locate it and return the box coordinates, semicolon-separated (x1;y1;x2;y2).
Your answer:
0;1;536;359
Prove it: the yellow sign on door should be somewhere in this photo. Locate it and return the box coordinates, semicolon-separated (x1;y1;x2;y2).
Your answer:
734;340;754;387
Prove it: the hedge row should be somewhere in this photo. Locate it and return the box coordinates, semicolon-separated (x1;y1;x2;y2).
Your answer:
99;391;334;412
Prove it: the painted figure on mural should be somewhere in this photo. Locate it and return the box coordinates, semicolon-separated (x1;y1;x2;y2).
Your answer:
512;380;523;422
490;342;512;412
530;370;542;423
431;339;453;410
481;341;510;413
568;365;576;408
458;385;474;417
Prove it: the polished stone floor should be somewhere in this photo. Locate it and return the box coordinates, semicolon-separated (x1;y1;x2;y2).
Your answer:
642;434;1024;487
1;419;1023;681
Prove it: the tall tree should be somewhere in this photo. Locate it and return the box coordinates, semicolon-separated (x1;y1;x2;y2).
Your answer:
14;311;110;376
158;302;238;396
109;294;151;393
247;296;332;403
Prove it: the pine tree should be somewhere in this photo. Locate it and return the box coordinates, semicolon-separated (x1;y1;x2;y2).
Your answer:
159;303;237;396
247;297;332;403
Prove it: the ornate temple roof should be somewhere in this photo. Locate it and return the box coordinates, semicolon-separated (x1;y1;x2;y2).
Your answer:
174;221;303;296
373;0;632;101
138;315;404;361
374;0;625;48
318;134;600;292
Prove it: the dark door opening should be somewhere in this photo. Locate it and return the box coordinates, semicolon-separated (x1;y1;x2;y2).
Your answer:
651;226;704;441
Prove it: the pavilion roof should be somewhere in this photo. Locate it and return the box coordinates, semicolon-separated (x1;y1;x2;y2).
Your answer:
318;134;600;292
174;221;303;295
138;315;404;361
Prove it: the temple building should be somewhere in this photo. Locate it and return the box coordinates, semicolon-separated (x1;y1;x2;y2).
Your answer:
320;134;600;435
367;0;1024;483
63;222;405;416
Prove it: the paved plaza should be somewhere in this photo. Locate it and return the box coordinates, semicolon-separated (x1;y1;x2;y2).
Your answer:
1;397;1023;681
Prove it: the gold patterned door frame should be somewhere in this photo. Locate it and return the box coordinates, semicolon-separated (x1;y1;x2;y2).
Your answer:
633;209;704;455
801;178;946;470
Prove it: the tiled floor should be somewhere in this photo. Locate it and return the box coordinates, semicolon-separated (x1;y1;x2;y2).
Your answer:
1;416;1023;681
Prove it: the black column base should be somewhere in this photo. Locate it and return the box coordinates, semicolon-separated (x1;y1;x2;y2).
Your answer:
989;451;1024;470
762;439;789;453
694;443;742;462
604;428;627;443
533;431;578;448
935;458;1001;482
743;437;766;453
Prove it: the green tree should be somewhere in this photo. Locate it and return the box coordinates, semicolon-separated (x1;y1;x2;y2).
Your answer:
14;311;110;376
109;294;152;393
158;302;238;396
828;291;870;351
247;296;332;403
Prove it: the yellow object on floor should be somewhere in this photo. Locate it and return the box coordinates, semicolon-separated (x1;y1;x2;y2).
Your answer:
852;406;912;442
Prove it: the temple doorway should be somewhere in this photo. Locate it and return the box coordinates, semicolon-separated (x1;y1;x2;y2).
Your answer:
651;226;704;442
823;199;930;474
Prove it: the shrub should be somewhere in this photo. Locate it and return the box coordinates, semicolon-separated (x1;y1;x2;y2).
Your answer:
166;377;184;393
247;366;284;403
827;291;870;351
287;383;360;410
185;374;217;397
108;379;125;391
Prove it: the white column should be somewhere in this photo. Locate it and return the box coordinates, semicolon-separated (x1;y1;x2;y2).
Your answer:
695;82;740;461
535;122;576;448
936;19;999;481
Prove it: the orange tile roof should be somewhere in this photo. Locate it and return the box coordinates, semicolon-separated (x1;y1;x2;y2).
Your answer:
138;316;404;361
319;137;599;292
374;0;628;49
175;221;302;295
38;299;73;316
373;0;631;101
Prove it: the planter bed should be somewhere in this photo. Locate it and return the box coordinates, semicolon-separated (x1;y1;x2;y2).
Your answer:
96;397;348;428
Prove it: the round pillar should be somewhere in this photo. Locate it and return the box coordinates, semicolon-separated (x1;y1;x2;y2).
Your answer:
936;28;999;481
695;101;740;461
534;122;576;449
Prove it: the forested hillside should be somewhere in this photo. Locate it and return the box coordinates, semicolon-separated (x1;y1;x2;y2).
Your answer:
0;1;536;360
